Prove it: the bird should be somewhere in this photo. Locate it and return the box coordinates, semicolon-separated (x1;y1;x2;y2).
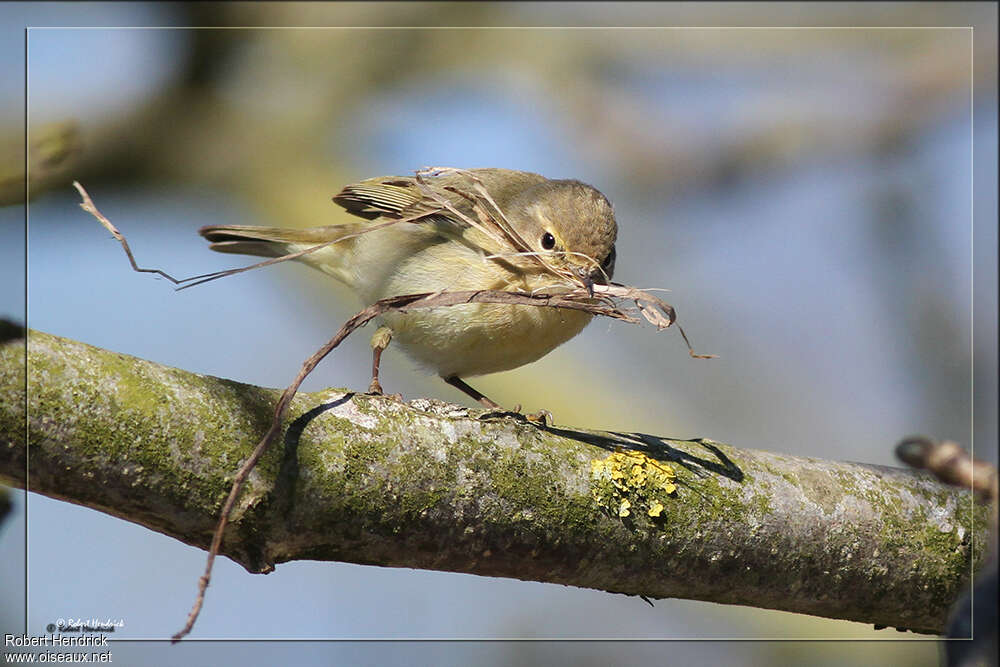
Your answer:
199;167;618;410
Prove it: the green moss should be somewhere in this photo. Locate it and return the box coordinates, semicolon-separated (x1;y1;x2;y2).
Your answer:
817;463;980;612
23;334;283;510
748;485;774;517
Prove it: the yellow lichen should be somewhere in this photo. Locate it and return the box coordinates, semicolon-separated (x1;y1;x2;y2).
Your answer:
648;500;664;517
619;498;631;517
590;450;677;522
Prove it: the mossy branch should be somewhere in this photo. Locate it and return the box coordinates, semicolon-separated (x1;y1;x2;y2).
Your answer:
0;328;989;634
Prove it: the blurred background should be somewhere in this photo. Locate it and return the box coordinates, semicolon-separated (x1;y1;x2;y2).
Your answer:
2;2;997;665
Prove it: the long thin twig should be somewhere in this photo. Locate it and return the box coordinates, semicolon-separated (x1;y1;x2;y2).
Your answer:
72;180;713;640
169;287;648;641
73;181;185;285
74;180;447;292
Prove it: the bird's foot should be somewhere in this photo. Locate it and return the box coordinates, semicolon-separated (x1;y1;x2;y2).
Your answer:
526;409;553;426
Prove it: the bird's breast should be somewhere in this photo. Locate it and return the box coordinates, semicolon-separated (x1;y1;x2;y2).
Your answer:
382;301;592;378
350;229;593;377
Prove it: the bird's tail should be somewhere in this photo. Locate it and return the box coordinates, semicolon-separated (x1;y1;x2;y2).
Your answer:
199;223;364;285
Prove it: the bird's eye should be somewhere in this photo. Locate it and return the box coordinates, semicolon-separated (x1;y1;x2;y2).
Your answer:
541;232;556;250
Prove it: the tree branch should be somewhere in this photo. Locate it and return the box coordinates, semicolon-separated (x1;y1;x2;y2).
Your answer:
1;328;988;634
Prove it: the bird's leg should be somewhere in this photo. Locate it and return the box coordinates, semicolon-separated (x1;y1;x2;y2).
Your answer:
368;326;392;395
442;376;550;423
442;375;505;410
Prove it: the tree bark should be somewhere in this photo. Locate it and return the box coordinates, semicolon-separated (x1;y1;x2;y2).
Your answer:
0;327;988;634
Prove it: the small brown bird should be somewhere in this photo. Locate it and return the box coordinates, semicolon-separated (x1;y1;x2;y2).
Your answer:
200;168;617;409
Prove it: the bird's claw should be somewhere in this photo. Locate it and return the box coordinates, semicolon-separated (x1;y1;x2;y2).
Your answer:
526;409;553;426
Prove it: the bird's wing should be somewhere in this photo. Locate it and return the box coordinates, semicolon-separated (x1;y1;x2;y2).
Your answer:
332;168;548;252
333;168;543;220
